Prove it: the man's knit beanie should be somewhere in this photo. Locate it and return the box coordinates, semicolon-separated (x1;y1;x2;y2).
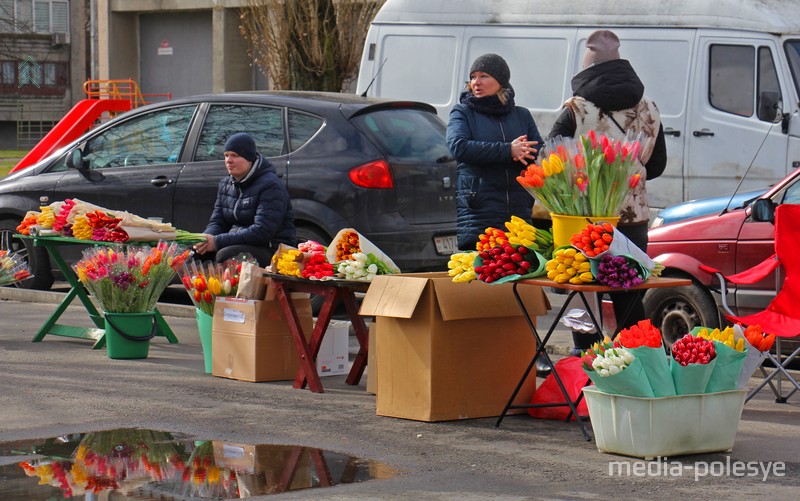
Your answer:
224;132;258;163
583;30;621;69
469;53;511;88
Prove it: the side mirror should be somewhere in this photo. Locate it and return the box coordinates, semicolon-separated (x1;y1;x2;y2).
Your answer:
750;198;775;223
758;90;781;123
66;149;85;170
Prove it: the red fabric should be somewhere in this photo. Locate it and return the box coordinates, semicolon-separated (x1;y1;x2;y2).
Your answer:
528;357;590;420
722;204;800;340
723;254;780;284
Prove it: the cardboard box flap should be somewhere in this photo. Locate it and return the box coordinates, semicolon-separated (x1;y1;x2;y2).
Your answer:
359;275;430;319
433;278;550;321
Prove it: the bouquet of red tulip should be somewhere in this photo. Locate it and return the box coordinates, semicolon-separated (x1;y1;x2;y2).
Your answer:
517;130;647;217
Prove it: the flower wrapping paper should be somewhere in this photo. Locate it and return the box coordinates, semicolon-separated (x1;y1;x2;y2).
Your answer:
733;324;767;389
628;346;677;397
586;356;655;398
325;228;400;273
705;340;748;393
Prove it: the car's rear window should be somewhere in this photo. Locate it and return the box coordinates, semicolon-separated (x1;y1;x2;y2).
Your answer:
351;108;451;163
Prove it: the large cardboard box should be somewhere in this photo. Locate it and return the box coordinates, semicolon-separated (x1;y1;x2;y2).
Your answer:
212;295;313;382
365;321;377;394
359;272;550;422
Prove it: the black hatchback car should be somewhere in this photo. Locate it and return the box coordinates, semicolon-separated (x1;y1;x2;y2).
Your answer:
0;91;457;289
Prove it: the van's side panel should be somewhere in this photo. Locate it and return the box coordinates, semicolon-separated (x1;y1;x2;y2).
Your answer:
361;25;465;112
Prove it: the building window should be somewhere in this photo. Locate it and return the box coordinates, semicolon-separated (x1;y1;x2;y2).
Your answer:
0;61;15;85
33;0;68;33
2;59;68;94
0;0;58;34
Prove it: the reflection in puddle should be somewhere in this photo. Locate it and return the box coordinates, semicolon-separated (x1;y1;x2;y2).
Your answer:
0;429;396;500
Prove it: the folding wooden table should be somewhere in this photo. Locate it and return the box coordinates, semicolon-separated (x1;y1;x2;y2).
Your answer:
22;235;179;349
495;276;692;440
265;273;370;393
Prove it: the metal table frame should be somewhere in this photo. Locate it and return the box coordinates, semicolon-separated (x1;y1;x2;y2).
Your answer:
495;276;692;440
22;235;178;349
265;273;370;393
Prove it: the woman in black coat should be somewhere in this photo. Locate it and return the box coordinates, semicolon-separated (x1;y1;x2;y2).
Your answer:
446;53;544;250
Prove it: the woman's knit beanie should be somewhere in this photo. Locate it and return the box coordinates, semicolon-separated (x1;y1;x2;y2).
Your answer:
469;53;511;88
583;30;621;69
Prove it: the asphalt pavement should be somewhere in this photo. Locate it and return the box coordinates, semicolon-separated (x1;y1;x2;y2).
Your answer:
0;285;798;500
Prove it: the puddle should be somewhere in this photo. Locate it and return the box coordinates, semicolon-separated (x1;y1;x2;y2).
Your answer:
0;429;396;500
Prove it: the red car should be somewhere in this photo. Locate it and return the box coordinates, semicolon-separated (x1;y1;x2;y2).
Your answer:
643;168;800;345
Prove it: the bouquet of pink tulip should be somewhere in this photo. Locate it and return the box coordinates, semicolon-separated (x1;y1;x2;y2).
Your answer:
74;241;191;313
517;130;647;217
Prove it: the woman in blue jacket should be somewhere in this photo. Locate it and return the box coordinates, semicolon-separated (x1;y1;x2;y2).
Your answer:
447;53;544;250
194;132;296;266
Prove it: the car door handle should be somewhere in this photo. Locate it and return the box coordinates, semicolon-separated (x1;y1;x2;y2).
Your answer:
693;130;715;137
150;176;174;187
664;128;681;137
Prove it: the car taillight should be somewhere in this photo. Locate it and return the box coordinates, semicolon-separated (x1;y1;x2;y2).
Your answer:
348;160;394;189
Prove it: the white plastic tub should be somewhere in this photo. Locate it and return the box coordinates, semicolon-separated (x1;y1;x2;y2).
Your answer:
582;387;747;459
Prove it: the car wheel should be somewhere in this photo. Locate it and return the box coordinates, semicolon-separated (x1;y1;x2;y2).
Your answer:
0;218;54;290
644;282;720;347
294;225;332;315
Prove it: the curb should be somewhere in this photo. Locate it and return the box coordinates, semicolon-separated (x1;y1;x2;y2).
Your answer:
0;287;196;318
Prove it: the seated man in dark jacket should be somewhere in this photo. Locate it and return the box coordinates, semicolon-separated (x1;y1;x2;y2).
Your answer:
193;132;296;266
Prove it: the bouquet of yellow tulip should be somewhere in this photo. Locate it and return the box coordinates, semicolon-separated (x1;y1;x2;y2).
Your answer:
517;130;646;217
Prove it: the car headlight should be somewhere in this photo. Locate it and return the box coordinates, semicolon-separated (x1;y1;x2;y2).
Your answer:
651;216;665;228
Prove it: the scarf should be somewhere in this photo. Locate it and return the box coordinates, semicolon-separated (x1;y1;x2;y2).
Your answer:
459;86;516;116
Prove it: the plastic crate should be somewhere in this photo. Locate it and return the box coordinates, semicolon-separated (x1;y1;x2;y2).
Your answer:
583;387;747;459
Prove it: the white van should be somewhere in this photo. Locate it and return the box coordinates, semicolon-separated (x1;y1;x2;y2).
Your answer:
356;0;800;211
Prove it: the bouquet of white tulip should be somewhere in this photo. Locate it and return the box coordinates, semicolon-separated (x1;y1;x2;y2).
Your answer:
591;347;635;377
336;252;397;281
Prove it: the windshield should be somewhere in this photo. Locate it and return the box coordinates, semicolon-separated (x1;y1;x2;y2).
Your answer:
784;40;800;101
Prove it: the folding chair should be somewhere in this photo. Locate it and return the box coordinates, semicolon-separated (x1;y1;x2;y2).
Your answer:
699;203;800;403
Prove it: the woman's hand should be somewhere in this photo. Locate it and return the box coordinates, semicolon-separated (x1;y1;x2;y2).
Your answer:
193;234;217;255
511;135;539;166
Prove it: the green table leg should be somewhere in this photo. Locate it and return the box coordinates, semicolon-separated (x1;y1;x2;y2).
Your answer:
28;236;180;348
154;309;179;344
30;239;107;348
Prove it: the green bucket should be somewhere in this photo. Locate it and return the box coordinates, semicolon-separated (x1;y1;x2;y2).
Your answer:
195;308;213;374
104;312;157;359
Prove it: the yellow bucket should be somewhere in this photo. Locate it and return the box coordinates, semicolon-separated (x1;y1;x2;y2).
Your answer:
550;213;620;249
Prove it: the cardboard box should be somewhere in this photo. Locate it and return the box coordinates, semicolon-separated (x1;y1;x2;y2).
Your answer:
316;319;350;377
359;272;550;422
212;295;313;382
366;321;377;394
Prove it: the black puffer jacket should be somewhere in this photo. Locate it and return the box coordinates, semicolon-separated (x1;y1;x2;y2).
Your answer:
204;155;296;249
549;59;667;181
447;97;543;250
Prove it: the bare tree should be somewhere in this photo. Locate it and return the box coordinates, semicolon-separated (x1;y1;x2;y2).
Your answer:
240;0;384;91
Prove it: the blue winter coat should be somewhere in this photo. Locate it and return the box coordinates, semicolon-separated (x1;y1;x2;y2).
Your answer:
204;155;296;249
447;102;543;249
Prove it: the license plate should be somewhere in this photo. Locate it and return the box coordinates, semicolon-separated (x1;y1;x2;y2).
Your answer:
434;235;458;255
